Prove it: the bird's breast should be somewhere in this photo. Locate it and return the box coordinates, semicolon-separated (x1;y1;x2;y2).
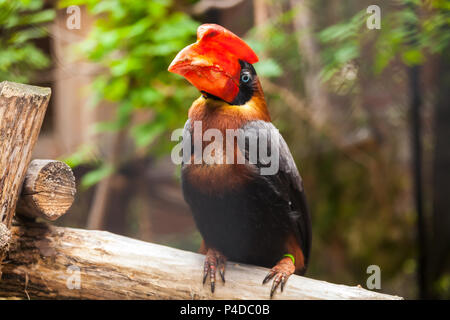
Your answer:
182;96;266;193
183;163;256;194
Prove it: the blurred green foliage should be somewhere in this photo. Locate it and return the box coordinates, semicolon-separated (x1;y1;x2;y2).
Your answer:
318;10;366;80
245;9;306;99
319;0;450;79
0;0;55;82
59;0;200;187
311;0;449;298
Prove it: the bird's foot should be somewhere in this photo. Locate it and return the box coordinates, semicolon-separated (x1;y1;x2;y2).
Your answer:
203;248;226;293
262;256;295;298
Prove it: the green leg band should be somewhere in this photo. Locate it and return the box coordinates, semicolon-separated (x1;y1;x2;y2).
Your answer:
283;253;295;265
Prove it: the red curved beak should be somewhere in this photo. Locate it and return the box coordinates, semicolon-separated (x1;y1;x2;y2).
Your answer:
168;24;258;103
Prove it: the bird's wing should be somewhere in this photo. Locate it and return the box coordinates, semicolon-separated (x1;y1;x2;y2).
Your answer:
239;120;312;268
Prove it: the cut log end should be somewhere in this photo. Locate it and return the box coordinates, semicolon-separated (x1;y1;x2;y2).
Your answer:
0;223;11;270
0;81;51;99
16;160;76;221
0;223;11;252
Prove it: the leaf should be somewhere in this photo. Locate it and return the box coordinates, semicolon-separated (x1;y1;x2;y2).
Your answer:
81;164;115;189
14;9;55;27
131;121;165;148
61;143;98;168
9;26;47;44
110;57;141;76
255;59;283;78
132;87;164;107
104;77;129;101
334;44;359;64
401;49;424;66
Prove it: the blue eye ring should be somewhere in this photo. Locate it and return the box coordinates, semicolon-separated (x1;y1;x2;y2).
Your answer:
241;73;251;83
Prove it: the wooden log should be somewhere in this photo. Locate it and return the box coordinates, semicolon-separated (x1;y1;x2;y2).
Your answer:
0;223;10;265
0;81;51;268
0;221;403;300
16;160;76;221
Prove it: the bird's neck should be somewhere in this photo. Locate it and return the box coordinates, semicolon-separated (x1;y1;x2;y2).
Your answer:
188;84;271;132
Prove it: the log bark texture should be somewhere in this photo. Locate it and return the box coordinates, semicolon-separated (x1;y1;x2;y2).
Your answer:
0;221;403;300
0;81;51;263
16;160;76;221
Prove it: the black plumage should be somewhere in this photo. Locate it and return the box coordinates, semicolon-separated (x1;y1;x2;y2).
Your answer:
181;119;311;273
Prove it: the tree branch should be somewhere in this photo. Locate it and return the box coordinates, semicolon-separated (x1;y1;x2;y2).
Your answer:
0;221;402;300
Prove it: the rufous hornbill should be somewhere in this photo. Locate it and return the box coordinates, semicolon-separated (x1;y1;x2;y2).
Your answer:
168;24;311;297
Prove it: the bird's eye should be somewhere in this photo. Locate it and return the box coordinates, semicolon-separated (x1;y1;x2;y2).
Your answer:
241;73;251;83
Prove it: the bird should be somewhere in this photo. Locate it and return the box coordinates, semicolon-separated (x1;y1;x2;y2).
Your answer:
168;24;311;298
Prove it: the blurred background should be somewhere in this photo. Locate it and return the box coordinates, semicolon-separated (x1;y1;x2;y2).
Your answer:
1;0;449;299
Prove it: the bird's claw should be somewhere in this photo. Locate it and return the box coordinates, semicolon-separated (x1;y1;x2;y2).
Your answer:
263;269;289;297
262;258;295;298
203;249;226;293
